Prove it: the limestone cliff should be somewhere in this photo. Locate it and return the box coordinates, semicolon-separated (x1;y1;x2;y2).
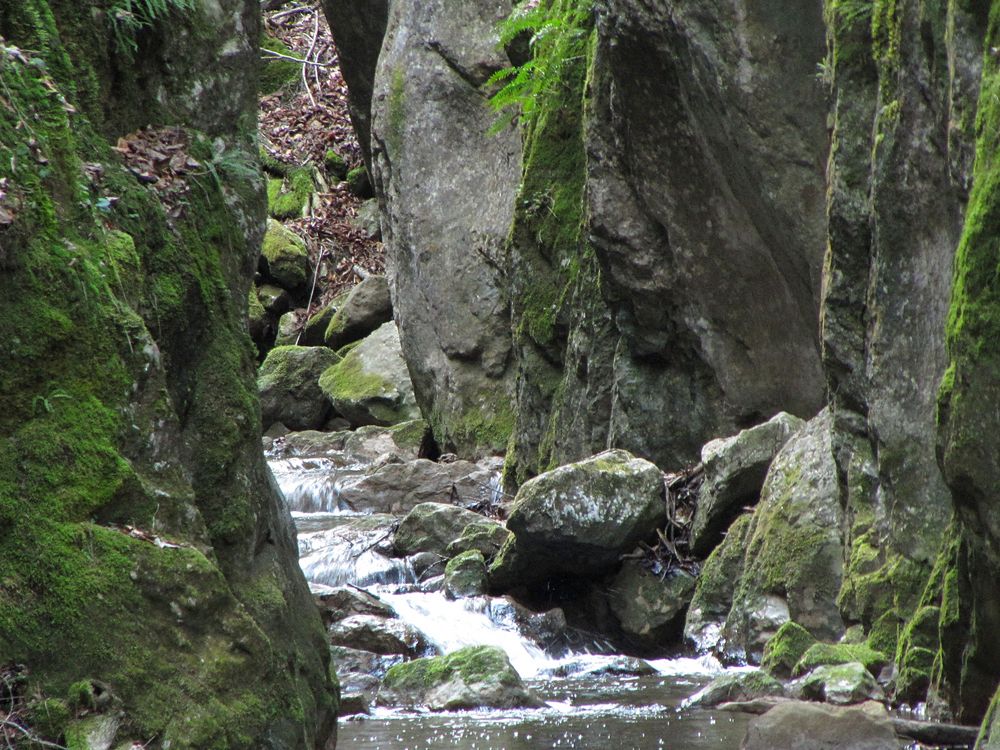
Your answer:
0;1;336;746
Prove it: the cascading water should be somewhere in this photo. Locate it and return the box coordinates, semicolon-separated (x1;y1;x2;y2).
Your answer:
267;436;751;749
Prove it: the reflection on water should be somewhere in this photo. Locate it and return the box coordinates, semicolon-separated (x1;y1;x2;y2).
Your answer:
340;675;749;749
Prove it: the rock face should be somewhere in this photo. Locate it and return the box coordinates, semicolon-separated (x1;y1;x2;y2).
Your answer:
691;412;805;556
0;3;336;747
318;321;421;426
369;0;521;455
378;646;543;710
492;450;666;586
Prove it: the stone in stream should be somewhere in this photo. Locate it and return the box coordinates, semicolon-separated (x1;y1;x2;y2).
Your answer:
257;345;340;431
314;585;395;625
444;550;488;599
318;321;422;427
741;700;898;749
686;671;785;708
487;598;568;652
445;519;511;562
323;274;393;349
690;412;805;556
394;502;485;557
548;656;657;678
378;645;544;711
788;662;884;705
760;621;817;679
490;450;666;588
328;614;432;657
338;459;496;515
604;560;696;650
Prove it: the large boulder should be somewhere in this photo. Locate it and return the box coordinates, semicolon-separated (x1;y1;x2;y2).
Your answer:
328;614;431;657
605;561;696;650
691;412;805;556
324;274;393;349
257;345;339;431
378;646;543;711
741;701;898;750
491;450;666;587
687;671;785;708
318;321;421;427
370;0;520;456
722;410;845;661
337;458;495;515
393;502;485;557
790;663;884;706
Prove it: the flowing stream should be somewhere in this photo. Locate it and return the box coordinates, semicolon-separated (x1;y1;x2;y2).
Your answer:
269;445;751;749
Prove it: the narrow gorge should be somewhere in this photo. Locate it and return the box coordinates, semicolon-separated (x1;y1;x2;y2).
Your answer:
5;0;1000;748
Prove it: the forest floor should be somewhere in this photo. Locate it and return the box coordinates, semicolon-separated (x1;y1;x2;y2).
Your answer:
260;1;384;313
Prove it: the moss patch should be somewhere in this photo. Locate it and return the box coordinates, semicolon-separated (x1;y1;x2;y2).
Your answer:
793;642;888;677
762;622;817;678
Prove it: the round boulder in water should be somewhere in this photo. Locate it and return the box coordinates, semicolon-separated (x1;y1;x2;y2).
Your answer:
741;700;897;750
493;450;666;586
378;645;544;711
444;550;487;599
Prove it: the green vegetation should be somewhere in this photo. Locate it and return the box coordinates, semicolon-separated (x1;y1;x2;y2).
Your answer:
793;642;888;677
109;0;196;55
762;622;817;678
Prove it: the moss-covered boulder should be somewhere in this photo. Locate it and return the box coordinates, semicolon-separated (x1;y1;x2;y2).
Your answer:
792;642;888;678
445;550;488;599
378;646;543;711
445;519;511;562
302;300;340;346
267;167;315;220
261;218;309;290
0;4;336;747
324;274;393;349
319;321;421;426
324;148;349;180
257;345;339;430
605;561;696;651
762;622;817;678
687;670;785;708
792;662;885;705
394;502;484;557
491;450;666;587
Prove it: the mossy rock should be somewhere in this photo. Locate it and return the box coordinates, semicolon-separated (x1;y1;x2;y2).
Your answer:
261;218;309;290
267;167;315;220
378;646;543;711
394;502;484;557
444;550;487;599
318;321;421;427
793;662;884;705
260;34;300;93
324;148;348;180
257;345;339;430
23;697;71;743
762;621;817;678
792;642;888;678
445;520;511;562
323;275;393;350
346;164;373;197
301;299;342;346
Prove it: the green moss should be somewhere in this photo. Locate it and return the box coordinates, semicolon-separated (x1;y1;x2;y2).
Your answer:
793;642;888;677
346;165;369;196
267;167;314;220
762;622;817;678
261;218;309;288
383;646;518;692
25;697;71;741
260;34;300;94
389;419;430;453
386;67;407;157
319;352;393;402
323;148;348;180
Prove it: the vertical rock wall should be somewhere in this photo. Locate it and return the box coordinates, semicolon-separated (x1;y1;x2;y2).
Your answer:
0;1;336;746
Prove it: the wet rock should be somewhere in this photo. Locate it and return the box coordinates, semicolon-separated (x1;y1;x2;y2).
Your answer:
378;646;544;711
492;450;666;587
274;310;300;347
257;345;339;431
790;662;884;705
394;502;485;557
722;410;845;661
761;622;817;679
606;561;696;650
315;586;395;625
487;598;567;652
549;656;657;678
338;459;496;515
318;321;421;427
691;412;805;556
324;275;393;349
444;550;487;599
328;614;431;657
445;519;511;562
687;671;785;708
408;552;447;581
258;282;291;315
261;218;309;290
741;700;898;749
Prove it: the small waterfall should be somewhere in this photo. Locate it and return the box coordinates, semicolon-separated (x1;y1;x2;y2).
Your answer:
270;456;369;513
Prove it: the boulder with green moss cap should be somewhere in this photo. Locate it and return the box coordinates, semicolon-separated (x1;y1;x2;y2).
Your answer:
394;502;485;557
261;218;309;290
258;345;340;431
378;646;544;710
762;621;817;678
445;550;488;598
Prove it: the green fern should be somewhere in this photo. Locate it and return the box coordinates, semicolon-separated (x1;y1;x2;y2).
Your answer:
833;0;873;29
487;0;592;133
109;0;196;55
